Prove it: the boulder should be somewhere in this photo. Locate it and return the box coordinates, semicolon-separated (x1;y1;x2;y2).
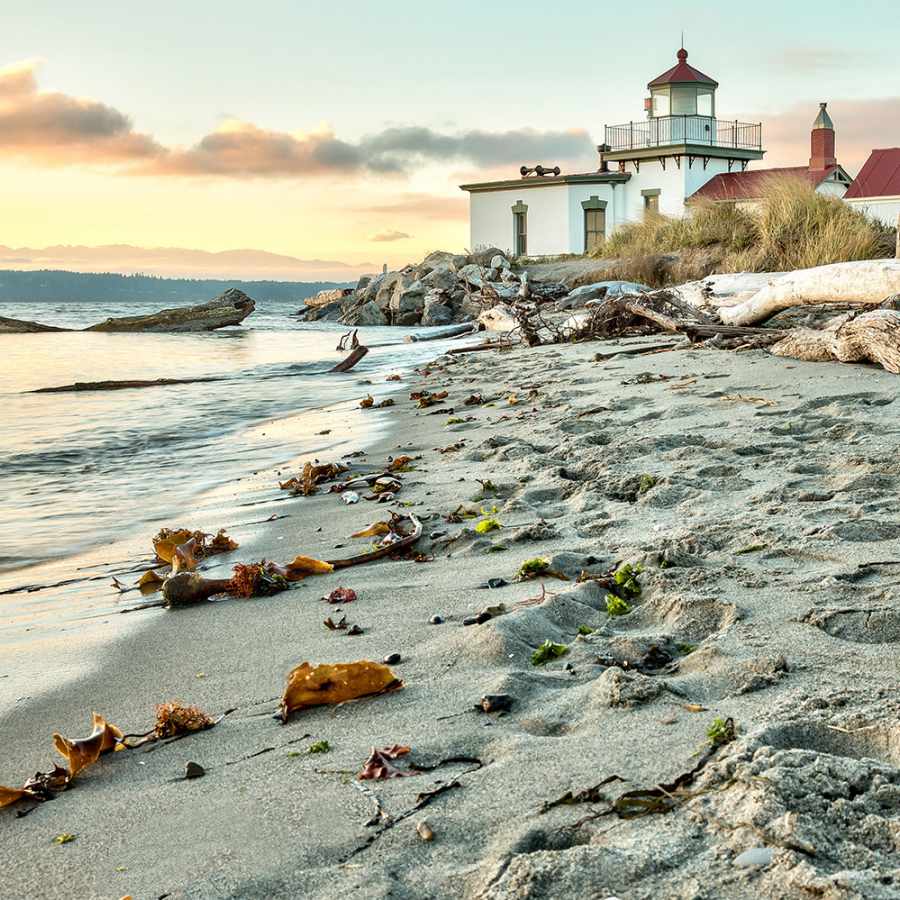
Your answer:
558;280;652;311
86;289;255;333
457;264;484;290
421;302;454;326
421;264;458;293
390;280;426;314
305;299;345;322
305;287;352;309
0;316;68;334
469;246;506;266
375;272;406;309
346;300;388;326
490;254;511;271
355;275;373;293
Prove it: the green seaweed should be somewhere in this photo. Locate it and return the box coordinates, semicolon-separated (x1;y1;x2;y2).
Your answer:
577;625;596;636
638;474;658;495
532;640;569;666
606;594;631;616
518;557;550;578
676;642;697;655
707;717;736;746
445;417;465;425
307;740;331;754
735;543;766;555
613;563;642;598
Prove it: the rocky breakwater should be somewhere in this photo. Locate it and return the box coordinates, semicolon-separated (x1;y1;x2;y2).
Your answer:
302;248;532;328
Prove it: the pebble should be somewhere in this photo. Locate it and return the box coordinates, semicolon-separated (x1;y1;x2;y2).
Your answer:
486;577;509;589
429;615;444;625
480;693;514;713
462;616;478;626
734;847;774;867
347;624;363;636
184;761;205;780
383;652;402;665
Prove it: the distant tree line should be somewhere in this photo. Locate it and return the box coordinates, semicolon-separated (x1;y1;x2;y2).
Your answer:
0;270;352;303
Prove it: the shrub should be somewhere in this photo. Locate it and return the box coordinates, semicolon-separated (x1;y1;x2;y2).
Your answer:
591;176;895;285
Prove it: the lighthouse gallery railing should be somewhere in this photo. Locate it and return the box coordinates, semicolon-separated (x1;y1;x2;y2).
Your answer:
604;116;762;152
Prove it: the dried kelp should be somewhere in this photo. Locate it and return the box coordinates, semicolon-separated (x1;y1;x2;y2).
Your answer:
358;745;418;780
279;461;348;496
280;661;402;722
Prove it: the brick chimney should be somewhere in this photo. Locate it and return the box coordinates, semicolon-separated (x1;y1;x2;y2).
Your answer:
810;102;836;171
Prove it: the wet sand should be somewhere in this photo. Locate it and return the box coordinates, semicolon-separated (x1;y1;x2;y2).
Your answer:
3;338;900;900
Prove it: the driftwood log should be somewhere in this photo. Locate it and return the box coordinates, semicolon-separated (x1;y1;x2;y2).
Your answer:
85;289;255;333
0;316;69;334
770;309;900;374
719;260;900;326
330;345;369;372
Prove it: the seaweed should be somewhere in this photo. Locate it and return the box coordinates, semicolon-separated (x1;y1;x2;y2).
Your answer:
531;640;569;666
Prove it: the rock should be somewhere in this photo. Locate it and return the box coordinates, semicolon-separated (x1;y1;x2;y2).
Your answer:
184;761;205;779
490;254;511;271
469;246;505;266
421;302;454;327
356;275;372;292
421;265;458;293
86;288;255;333
391;281;426;325
305;287;352;309
582;281;652;307
303;299;345;321
375;272;405;309
734;847;774;868
383;652;402;665
429;615;444;625
346;301;388;326
480;694;514;713
0;316;68;333
457;264;485;290
359;273;385;303
421;250;462;274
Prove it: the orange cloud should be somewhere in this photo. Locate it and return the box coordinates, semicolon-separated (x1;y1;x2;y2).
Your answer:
370;230;411;242
0;60;162;164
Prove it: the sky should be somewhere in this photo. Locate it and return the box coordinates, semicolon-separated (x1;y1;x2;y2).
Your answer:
1;0;898;280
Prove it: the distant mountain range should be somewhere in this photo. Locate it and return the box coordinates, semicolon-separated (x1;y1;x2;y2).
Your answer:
0;269;351;304
0;244;375;282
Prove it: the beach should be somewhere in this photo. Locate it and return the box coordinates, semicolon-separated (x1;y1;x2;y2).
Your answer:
3;335;900;899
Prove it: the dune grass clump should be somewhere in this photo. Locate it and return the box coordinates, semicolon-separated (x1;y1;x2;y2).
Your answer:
591;176;895;286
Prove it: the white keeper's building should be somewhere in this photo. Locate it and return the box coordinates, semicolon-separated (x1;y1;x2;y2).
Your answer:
459;48;852;257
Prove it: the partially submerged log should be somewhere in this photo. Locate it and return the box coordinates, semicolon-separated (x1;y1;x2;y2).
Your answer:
404;323;478;343
330;345;369;372
85;288;255;333
0;316;69;334
770;309;900;374
719;260;900;326
32;376;225;393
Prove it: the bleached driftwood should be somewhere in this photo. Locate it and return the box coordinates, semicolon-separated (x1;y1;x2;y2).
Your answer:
478;303;518;333
719;260;900;326
675;272;787;314
770;309;900;374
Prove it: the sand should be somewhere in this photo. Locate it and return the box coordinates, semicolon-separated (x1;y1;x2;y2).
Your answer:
2;337;900;900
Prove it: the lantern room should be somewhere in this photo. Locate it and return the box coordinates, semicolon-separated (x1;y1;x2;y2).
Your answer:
647;48;718;119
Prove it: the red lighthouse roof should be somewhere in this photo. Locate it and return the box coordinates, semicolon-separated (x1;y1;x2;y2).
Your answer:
648;48;718;88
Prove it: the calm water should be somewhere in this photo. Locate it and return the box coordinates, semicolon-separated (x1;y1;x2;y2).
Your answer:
0;298;457;575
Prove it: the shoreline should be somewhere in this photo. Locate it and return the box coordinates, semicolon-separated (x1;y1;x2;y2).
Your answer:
3;337;900;899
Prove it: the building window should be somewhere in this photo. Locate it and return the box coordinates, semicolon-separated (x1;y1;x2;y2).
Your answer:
581;196;608;253
511;201;528;256
642;189;661;217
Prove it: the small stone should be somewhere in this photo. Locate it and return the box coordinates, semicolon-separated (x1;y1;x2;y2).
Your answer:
480;693;514;713
184;761;205;780
463;616;478;626
734;847;774;868
347;624;363;636
416;819;435;842
383;652;402;665
429;615;444;625
485;577;509;589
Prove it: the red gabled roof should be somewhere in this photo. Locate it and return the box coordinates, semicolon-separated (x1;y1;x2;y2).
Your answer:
690;166;836;202
648;49;718;88
845;148;900;199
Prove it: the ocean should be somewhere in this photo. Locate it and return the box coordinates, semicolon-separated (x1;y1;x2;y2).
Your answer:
0;298;462;578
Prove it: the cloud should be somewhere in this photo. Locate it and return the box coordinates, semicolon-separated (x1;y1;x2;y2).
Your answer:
0;60;595;179
144;122;594;178
0;60;162;164
362;193;469;221
370;230;411;242
741;98;900;172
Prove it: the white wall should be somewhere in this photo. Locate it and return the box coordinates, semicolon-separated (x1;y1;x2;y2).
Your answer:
469;182;622;256
846;197;900;228
469;185;568;256
622;157;733;222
